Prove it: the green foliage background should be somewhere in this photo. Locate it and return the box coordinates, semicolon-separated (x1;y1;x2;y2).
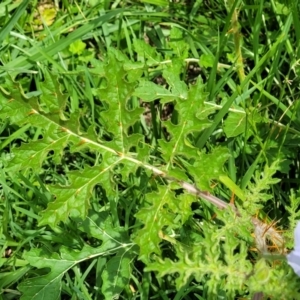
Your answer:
1;0;300;299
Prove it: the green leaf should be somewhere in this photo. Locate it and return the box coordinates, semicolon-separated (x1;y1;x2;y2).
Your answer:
0;79;38;125
145;224;252;295
38;5;57;26
139;0;168;5
124;61;144;82
223;112;246;138
0;266;31;290
244;160;281;213
163;68;188;99
74;210;130;246
133;40;162;65
39;166;112;227
190;147;230;191
158;76;211;168
20;210;131;299
101;250;133;299
6;113;81;173
274;1;290;15
0;50;146;226
134;183;197;263
134;186;176;262
69;40;86;55
168;27;189;59
96;51;144;154
248;258;300;299
18;245;116;300
199;54;215;68
39;70;68;116
219;175;246;202
134;80;174;102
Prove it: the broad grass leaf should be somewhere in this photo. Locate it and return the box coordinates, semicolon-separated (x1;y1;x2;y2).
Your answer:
139;0;169;6
0;266;31;290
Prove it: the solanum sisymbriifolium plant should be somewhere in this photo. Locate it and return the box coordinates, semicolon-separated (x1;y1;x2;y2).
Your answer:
0;47;299;299
1;1;300;299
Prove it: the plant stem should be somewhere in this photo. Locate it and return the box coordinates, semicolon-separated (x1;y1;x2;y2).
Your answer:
228;0;245;84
